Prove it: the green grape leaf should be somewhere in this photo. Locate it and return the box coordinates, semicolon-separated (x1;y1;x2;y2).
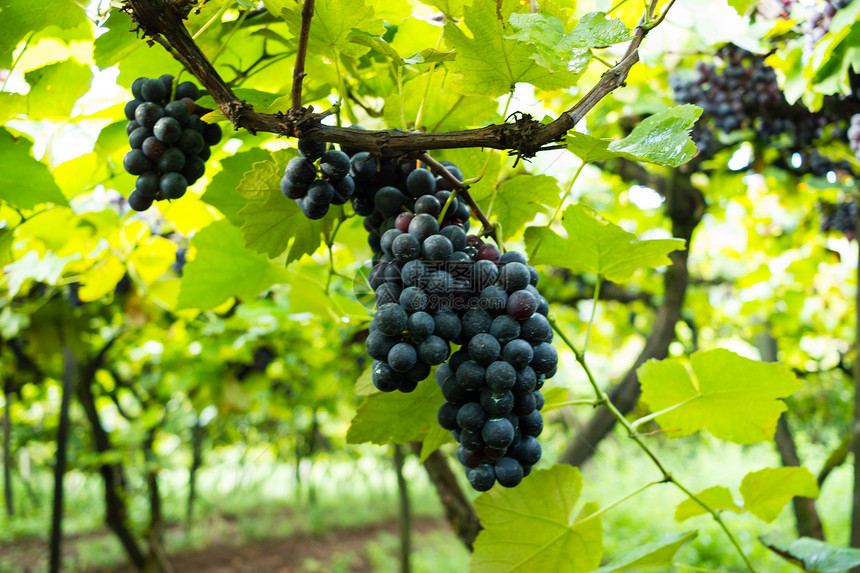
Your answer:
281;0;386;59
444;0;583;98
507;11;629;71
419;423;453;463
201;148;270;225
354;365;375;396
489;174;562;240
760;532;860;572
565;132;624;163
566;106;702;167
563;12;632;47
523;204;685;282
594;531;698;572
0;128;68;209
23;59;92;120
727;0;757;15
403;48;457;65
740;467;820;523
93;10;181;85
347;380;444;445
425;0;467;19
674;486;742;522
3;250;78;298
608;105;702;167
472;465;603;573
236;149;330;261
638;348;803;444
176;220;290;310
383;71;497;132
196;89;284;118
0;0;87;67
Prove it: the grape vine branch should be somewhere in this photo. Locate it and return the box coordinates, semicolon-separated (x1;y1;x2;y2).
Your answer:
123;0;669;158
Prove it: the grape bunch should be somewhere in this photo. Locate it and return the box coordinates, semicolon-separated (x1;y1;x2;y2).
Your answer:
123;75;222;211
802;0;853;56
671;44;856;176
279;140;356;220
434;250;555;491
849;114;860;161
820;199;858;239
350;152;473;262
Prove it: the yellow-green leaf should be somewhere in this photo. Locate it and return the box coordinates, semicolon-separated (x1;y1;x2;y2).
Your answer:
595;531;697;572
444;0;583;97
177;220;290;310
638;349;803;444
524;204;685;282
347;380;443;445
674;486;742;522
472;465;603;573
740;467;820;523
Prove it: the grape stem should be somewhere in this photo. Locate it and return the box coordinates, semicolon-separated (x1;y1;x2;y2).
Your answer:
549;315;758;572
416;153;497;243
291;0;315;113
528;160;586;261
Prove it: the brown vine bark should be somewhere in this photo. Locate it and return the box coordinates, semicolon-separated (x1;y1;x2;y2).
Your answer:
560;167;705;467
123;0;654;157
756;333;825;540
413;444;481;550
49;345;78;573
77;339;147;570
2;380;14;518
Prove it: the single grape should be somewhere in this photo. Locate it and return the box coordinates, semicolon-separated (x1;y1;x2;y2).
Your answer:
160;172;189;199
388;343;418;373
494;457;524;488
128;190;154;211
468;333;501;366
482;417;515;449
123;149;153;175
406;168;437;197
298;138;327;161
457;402;487;431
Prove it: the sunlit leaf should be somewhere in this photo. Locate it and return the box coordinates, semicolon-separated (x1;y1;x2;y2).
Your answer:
0;128;68;209
638;348;803;444
177;220;290;310
740;467;819;523
0;0;87;67
674;486;742;522
281;0;386;59
595;531;697;572
487;174;561;240
444;0;583;97
347;381;443;444
202;148;270;225
23;59;92;120
472;465;603;573
523;204;685;282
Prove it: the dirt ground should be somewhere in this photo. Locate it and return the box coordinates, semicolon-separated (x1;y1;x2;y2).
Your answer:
107;516;445;573
0;516;446;573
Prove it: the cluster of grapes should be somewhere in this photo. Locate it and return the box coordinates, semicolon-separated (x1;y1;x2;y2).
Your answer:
433;250;555;491
849;114;860;161
284;137;557;490
122;75;222;212
350;152;473;263
671;44;855;176
279;140;356;219
802;0;853;56
820;199;858;239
